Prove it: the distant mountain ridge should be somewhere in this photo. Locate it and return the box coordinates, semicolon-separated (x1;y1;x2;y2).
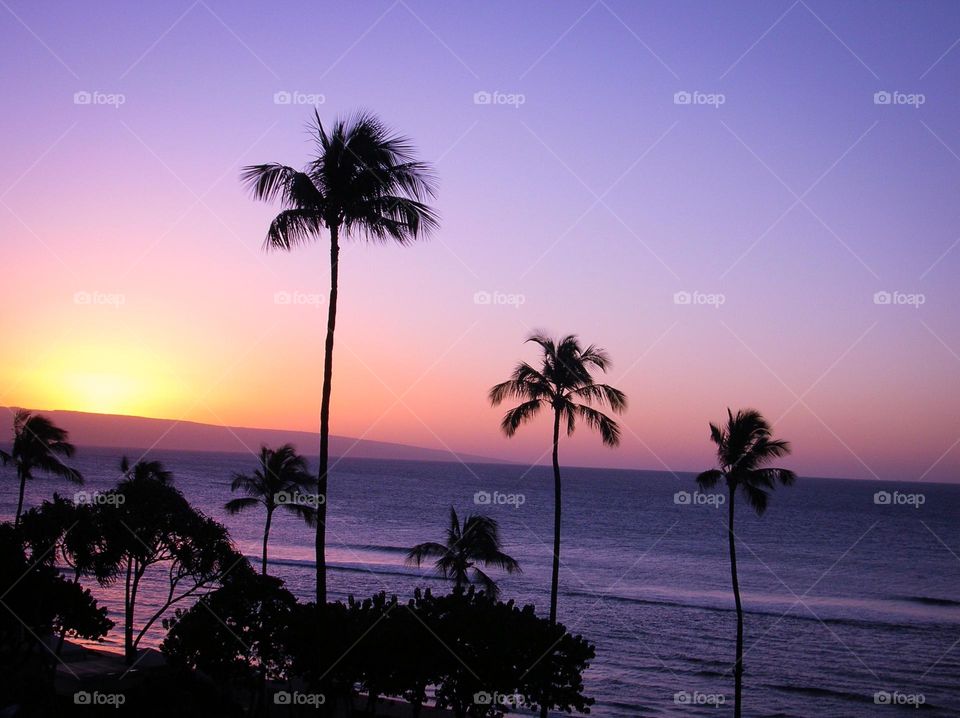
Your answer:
0;408;503;465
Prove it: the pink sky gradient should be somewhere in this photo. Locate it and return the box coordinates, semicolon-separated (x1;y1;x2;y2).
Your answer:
1;1;958;481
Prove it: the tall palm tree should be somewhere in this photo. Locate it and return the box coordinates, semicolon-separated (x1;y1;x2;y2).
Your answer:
489;333;626;625
2;409;83;526
406;506;520;598
696;408;795;718
225;445;317;575
241;110;438;604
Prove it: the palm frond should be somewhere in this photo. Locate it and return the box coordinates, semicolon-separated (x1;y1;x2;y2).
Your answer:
471;566;499;598
481;549;522;575
574;404;621;446
264;208;325;251
696;469;724;490
405;541;448;567
578;343;612;371
280;502;318;527
224;497;260;515
499;400;544;437
750;467;797;488
568;383;627;413
741;484;770;515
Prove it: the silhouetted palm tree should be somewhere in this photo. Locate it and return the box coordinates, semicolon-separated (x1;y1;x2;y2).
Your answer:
489;333;626;625
2;409;83;525
696;408;795;718
406;506;520;598
242;111;438;603
120;455;172;483
225;445;317;575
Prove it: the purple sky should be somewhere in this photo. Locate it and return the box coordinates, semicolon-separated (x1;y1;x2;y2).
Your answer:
1;1;959;482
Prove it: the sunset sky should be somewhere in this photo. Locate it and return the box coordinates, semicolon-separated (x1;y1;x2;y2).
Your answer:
1;1;958;481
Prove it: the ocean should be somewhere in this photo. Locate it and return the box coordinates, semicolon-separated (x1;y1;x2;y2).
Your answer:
4;447;959;716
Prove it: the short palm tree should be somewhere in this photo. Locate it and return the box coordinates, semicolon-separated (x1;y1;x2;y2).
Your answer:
120;455;172;483
489;333;626;625
241;110;438;603
696;408;795;718
2;409;83;526
406;506;520;598
225;445;317;575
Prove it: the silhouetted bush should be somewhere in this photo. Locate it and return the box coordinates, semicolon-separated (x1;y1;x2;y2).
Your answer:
282;587;594;716
162;562;298;713
0;523;112;709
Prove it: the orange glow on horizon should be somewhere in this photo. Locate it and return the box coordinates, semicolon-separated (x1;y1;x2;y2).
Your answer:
7;343;187;419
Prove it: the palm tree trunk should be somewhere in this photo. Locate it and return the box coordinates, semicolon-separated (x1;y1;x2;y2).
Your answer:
549;408;562;625
56;565;82;655
316;223;340;606
540;408;563;718
14;466;26;526
261;508;273;575
124;558;134;664
727;487;743;718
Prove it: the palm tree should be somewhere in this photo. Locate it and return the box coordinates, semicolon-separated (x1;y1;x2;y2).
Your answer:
489;333;626;626
2;409;83;526
120;455;172;483
696;408;796;718
406;506;520;597
241;110;438;604
225;445;317;575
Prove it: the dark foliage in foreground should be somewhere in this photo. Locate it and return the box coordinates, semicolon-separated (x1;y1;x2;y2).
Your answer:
164;583;596;717
0;523;113;710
